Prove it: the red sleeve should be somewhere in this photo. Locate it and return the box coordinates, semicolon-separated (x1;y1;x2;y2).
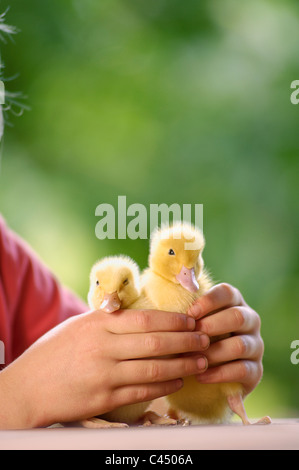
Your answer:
0;216;88;366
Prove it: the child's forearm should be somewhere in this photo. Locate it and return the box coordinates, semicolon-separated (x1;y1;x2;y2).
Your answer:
0;364;38;429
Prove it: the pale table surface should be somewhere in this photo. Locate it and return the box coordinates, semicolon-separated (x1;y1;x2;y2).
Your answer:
0;419;298;450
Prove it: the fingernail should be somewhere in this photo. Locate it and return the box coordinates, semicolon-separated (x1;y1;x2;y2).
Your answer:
176;378;184;389
197;357;207;371
187;316;196;330
189;302;202;319
199;334;210;350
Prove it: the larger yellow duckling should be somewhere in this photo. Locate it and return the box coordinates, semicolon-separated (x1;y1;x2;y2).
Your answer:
142;222;270;425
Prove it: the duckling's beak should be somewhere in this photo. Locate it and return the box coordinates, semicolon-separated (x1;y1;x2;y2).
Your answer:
100;292;121;313
176;265;199;293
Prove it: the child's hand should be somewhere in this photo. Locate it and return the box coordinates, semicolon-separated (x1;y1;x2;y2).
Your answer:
0;309;209;429
188;283;264;396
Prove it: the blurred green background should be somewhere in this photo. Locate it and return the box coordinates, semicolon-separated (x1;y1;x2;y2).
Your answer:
0;0;298;418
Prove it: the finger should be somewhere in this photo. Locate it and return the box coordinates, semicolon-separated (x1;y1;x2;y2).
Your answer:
111;331;209;360
101;309;196;334
112;379;184;409
203;335;263;366
188;283;246;320
113;355;208;386
195;306;258;336
195;359;262;394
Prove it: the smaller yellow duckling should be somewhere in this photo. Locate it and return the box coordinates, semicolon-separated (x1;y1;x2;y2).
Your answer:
88;255;141;314
82;255;176;428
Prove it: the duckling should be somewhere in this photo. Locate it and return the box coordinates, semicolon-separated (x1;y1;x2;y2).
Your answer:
88;255;141;314
142;222;271;425
81;255;176;428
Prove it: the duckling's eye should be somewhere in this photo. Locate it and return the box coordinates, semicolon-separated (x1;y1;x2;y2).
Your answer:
96;280;100;286
123;278;129;286
168;249;175;256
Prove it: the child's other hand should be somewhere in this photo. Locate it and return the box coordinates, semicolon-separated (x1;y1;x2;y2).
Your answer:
188;283;264;396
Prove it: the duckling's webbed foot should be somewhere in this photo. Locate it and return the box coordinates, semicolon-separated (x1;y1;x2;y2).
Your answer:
166;408;190;426
227;393;271;426
80;417;129;429
140;411;177;426
254;415;272;425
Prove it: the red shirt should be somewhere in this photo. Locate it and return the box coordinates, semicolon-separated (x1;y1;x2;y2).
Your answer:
0;216;88;366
